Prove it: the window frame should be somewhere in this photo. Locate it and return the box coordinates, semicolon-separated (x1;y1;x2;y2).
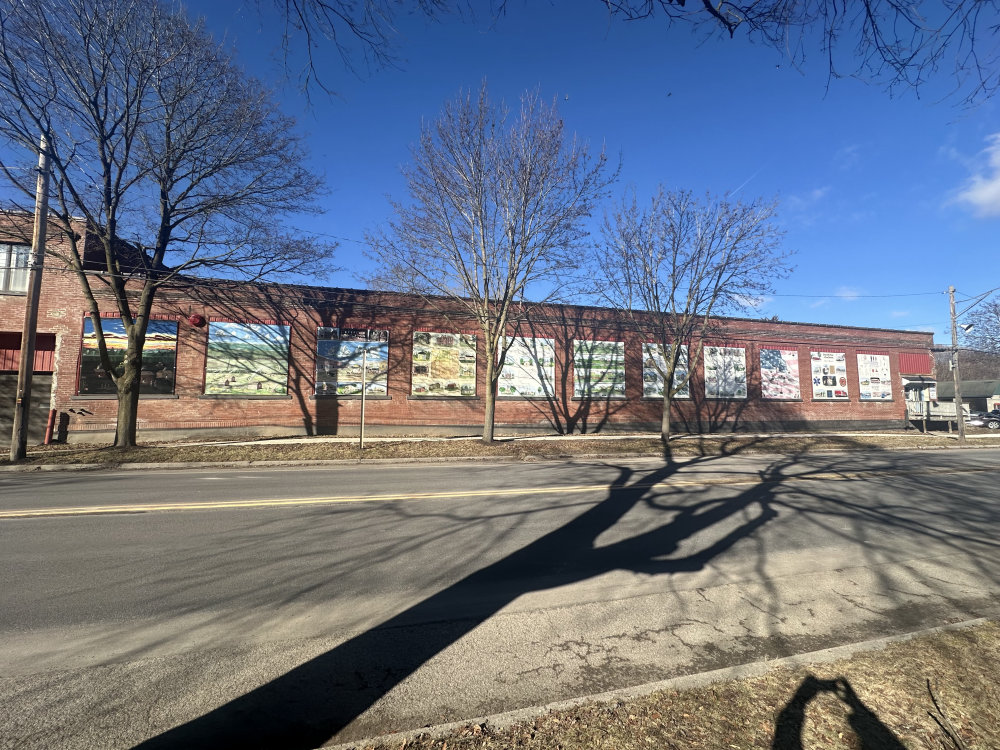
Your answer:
0;243;31;294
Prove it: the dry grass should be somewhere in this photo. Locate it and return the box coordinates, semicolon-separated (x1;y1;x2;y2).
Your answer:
353;620;1000;750
7;430;1000;467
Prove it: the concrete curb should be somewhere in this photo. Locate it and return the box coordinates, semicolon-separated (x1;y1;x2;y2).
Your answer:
323;617;993;750
0;452;667;473
3;438;999;473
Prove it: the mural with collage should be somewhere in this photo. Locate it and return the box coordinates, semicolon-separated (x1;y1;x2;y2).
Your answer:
760;348;801;400
78;317;177;395
857;353;892;400
204;321;290;395
811;351;849;399
498;337;555;397
641;343;689;398
573;340;626;398
411;331;477;396
704;346;747;399
316;328;389;396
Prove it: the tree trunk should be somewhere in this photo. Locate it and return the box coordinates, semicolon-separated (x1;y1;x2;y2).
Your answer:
114;371;141;448
483;356;496;444
113;340;143;448
660;394;672;443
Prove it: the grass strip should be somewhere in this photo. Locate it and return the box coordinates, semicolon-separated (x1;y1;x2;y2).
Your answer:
351;620;1000;750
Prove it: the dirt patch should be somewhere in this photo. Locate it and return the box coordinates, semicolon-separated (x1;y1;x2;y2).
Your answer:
349;620;1000;750
8;431;1000;467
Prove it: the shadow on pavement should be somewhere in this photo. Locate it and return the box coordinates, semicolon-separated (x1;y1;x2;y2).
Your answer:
134;443;789;749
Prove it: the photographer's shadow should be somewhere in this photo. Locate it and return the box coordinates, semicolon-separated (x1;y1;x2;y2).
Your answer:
773;674;907;750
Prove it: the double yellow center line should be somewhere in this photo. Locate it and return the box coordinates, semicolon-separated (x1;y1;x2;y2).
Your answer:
0;467;989;519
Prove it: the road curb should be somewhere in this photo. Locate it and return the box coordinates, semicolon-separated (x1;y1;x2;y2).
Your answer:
0;453;665;472
3;439;1000;473
9;441;1000;474
323;617;992;750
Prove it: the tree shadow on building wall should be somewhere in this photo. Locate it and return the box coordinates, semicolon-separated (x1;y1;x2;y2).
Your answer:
133;440;809;749
170;285;414;438
514;310;631;434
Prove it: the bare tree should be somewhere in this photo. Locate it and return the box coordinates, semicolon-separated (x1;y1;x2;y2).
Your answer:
603;1;1000;103
269;1;1000;104
596;187;790;443
366;82;616;442
963;298;1000;355
270;0;457;94
0;0;332;449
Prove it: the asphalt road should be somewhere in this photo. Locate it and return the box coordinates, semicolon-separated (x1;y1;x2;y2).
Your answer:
1;448;999;749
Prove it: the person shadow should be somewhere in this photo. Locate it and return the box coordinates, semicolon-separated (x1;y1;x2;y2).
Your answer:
772;674;908;750
135;452;784;749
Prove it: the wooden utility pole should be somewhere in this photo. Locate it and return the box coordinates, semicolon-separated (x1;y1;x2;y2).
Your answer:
10;135;50;462
949;285;966;444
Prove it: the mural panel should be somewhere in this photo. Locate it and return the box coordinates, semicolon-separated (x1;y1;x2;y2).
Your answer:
811;351;849;400
573;340;626;398
641;343;689;398
78;317;177;395
411;331;477;396
857;353;892;400
704;346;747;399
498;337;555;397
316;328;389;396
760;348;801;400
205;322;289;395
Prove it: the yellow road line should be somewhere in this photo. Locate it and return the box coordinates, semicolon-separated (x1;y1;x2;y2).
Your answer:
0;466;990;519
0;483;639;518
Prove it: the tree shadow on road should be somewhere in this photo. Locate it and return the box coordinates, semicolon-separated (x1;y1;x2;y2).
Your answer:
133;443;792;749
132;440;1000;750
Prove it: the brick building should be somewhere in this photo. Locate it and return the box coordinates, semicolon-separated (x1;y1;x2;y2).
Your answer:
2;228;936;444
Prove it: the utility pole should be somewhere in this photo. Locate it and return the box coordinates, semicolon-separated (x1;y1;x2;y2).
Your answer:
949;285;966;444
10;134;50;462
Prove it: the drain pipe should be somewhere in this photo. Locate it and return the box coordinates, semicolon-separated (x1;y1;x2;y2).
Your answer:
43;409;57;445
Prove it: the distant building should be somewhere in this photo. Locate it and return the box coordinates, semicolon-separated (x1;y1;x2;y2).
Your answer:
935;380;1000;412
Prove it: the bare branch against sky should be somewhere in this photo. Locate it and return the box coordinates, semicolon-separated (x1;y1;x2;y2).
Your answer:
366;81;617;442
596;187;791;442
0;0;332;448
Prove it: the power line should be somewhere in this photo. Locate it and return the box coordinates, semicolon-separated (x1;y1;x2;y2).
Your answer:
770;291;943;299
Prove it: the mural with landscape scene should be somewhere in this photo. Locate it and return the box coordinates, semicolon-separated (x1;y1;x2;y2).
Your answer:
498;336;555;397
573;340;626;399
411;331;477;397
316;328;389;396
641;343;689;398
78;317;177;395
204;321;289;395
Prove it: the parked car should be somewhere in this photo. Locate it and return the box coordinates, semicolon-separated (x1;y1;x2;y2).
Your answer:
967;410;1000;429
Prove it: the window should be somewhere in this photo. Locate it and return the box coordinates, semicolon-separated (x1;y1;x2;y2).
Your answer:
0;243;30;293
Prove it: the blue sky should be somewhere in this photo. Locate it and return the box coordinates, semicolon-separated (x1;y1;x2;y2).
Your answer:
145;4;1000;343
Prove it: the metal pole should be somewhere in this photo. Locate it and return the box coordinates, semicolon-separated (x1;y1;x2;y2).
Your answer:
359;342;367;452
10;134;50;462
949;286;966;444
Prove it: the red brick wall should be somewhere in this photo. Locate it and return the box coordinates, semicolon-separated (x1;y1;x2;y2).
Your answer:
0;233;936;439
